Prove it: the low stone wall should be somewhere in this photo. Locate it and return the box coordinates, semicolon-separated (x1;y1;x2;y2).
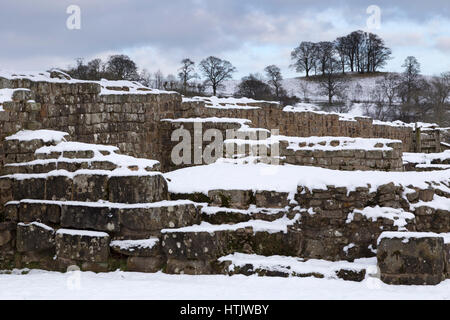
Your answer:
279;138;404;171
181;100;418;152
0;75;182;173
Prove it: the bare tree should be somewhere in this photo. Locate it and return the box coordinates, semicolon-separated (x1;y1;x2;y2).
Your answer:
264;65;286;99
153;70;164;89
291;42;317;77
318;58;349;105
423;72;450;125
164;74;178;91
364;86;394;121
368;33;392;72
139;68;152;87
335;36;350;74
399;56;422;104
299;80;310;102
316;41;335;76
376;73;400;106
178;58;197;94
199;56;236;96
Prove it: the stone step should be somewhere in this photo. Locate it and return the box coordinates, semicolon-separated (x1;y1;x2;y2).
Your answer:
160;214;302;274
1;169;168;204
3;159;118;174
5;199;200;238
218;253;376;282
3;130;69;165
201;205;290;224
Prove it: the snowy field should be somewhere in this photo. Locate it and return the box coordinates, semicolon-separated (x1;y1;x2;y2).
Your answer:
0;270;449;300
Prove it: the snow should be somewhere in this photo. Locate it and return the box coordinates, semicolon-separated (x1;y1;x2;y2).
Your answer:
161;214;300;235
201;205;286;216
409;195;450;211
1;270;450;299
110;238;159;251
164;162;450;198
0;70;175;95
162;117;251;125
35;141;118;154
0;88;28;111
273;135;401;151
219;253;375;278
378;231;450;245
1;167;163;181
8;199;196;210
346;206;415;230
182;96;278;110
0;70;89;84
17;222;54;232
56;229;109;238
3;140;160;171
283;104;361;122
5;130;68;143
403;151;450;165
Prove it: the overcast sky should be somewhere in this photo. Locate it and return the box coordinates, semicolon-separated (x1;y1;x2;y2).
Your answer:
0;0;449;79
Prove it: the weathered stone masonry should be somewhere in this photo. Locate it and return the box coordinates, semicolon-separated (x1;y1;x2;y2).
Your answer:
0;74;449;285
0;75;440;174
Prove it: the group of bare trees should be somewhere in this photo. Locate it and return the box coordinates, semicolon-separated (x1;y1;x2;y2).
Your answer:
66;55;239;97
363;56;450;126
234;65;298;105
143;56;237;96
66;55;140;81
291;30;392;77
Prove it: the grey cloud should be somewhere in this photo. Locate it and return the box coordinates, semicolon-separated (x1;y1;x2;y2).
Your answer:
0;0;448;73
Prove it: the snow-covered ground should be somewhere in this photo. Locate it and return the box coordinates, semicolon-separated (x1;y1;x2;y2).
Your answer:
1;270;449;300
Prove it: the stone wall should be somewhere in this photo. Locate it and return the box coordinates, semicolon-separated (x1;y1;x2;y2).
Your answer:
0;75;443;175
279;138;404;171
0;76;182;173
180;100;418;152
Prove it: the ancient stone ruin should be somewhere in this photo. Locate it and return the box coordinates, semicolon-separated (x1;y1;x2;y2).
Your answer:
0;71;449;285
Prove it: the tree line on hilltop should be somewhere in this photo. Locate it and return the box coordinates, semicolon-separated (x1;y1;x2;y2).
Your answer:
63;30;449;126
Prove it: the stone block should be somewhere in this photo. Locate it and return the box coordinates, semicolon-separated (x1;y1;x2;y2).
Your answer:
73;174;108;201
60;204;120;233
55;229;110;263
46;175;72;200
208;189;254;209
377;232;446;285
108;174;168;203
18;201;61;224
12;178;45;200
119;203;199;238
255;191;290;208
126;256;164;273
16;222;55;253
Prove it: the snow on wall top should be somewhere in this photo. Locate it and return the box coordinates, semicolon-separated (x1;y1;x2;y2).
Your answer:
5;130;69;143
0;88;32;112
110;238;159;251
162;117;251;125
218;253;376;278
3;134;160;171
164;162;450;197
0;70;176;96
161;214;300;235
273;135;402;151
403;150;450;165
182;96;278;110
378;231;450;245
283;103;440;129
